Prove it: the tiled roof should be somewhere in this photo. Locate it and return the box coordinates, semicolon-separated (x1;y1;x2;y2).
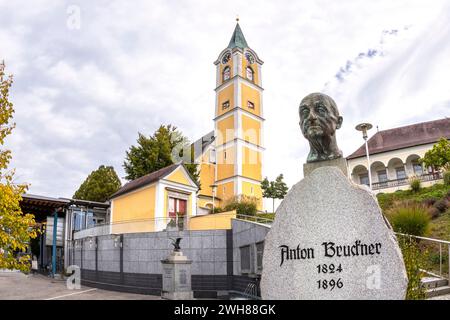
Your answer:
347;118;450;159
110;163;180;199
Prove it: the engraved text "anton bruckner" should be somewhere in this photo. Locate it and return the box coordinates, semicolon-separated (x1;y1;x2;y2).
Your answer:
279;240;382;266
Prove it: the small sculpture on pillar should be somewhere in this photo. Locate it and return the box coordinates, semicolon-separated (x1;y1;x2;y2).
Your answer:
169;237;182;252
161;237;193;300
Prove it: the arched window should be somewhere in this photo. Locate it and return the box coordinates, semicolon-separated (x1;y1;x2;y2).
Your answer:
246;66;254;81
223;66;230;81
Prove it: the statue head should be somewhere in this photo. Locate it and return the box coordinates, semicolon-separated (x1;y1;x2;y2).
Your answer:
299;93;343;163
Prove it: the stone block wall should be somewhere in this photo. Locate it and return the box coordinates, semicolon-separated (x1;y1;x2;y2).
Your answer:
70;220;269;298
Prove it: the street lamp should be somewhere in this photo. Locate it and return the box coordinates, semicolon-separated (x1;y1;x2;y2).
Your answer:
210;184;217;213
355;123;373;189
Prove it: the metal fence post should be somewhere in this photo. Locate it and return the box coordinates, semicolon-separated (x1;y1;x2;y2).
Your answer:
448;244;450;282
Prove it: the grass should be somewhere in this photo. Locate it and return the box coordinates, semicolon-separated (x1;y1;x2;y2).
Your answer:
429;210;450;241
377;182;449;212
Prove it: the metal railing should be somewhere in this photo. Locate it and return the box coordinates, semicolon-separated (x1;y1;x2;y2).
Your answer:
396;232;450;281
235;214;274;226
372;172;443;190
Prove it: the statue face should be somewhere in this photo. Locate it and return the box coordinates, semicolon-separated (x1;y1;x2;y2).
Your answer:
299;94;342;140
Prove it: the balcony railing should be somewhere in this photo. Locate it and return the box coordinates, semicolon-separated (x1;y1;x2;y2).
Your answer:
372;172;443;191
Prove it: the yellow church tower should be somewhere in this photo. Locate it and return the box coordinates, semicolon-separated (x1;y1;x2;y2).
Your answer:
212;21;265;210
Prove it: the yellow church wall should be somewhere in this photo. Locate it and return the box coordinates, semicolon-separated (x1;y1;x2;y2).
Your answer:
165;167;190;186
216;146;235;181
241;83;261;117
242;181;262;199
241;114;261;145
188;210;236;230
198;162;215;197
217;84;234;116
111;184;156;233
242;147;262;181
242;181;263;211
216;115;235;145
242;58;259;85
216;180;235;204
197;197;214;209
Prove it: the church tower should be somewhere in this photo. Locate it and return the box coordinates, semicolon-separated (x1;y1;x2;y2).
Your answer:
213;21;265;210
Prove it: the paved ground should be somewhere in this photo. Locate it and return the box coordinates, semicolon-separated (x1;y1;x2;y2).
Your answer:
0;271;161;300
2;271;449;300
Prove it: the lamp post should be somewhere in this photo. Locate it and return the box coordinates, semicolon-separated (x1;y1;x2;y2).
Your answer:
355;123;373;190
210;184;217;213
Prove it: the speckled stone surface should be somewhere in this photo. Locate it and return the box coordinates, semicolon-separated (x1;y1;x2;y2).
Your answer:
260;167;408;300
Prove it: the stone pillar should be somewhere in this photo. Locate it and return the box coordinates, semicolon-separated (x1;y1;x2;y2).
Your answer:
303;157;348;178
161;251;193;300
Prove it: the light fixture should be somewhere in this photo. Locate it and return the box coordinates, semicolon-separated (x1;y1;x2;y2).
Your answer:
355;123;373;189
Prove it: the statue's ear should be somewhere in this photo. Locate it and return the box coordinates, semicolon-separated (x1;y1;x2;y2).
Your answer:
336;116;343;129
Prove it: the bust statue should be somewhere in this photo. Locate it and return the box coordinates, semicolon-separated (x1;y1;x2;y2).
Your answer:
299;93;343;163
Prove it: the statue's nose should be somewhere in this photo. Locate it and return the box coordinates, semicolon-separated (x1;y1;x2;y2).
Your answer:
308;111;317;121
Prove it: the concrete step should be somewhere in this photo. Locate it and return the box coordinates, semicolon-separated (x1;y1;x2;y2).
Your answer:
422;277;449;289
426;286;450;298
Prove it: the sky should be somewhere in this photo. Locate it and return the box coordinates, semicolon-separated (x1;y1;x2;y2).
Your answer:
1;0;449;209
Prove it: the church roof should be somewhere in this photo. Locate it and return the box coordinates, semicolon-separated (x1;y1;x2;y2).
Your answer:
110;163;199;199
228;23;248;49
346;118;450;159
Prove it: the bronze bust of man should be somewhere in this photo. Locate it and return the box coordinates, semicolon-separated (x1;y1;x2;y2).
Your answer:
299;93;343;163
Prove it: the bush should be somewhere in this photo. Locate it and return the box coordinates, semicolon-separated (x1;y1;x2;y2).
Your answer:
410;178;421;193
427;206;441;219
444;171;450;186
398;237;427;300
422;197;437;207
212;207;224;214
434;199;448;213
387;204;430;236
224;195;258;216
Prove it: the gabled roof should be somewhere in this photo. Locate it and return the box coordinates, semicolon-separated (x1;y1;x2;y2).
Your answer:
110;163;194;199
228;23;248;49
347;118;450;160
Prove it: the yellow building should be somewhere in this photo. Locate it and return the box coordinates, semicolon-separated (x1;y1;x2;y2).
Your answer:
109;163;199;233
195;22;265;212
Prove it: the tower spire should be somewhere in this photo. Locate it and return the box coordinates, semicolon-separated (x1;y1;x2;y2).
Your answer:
227;21;248;49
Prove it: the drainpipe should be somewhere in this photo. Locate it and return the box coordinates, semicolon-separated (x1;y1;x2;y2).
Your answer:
52;209;58;278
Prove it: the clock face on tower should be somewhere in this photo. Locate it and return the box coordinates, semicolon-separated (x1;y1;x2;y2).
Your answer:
245;52;255;64
222;52;231;64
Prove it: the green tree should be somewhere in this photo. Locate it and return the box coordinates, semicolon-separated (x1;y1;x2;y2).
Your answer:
0;61;38;272
274;173;289;201
419;137;450;171
123;125;199;184
261;174;288;213
73;165;122;202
